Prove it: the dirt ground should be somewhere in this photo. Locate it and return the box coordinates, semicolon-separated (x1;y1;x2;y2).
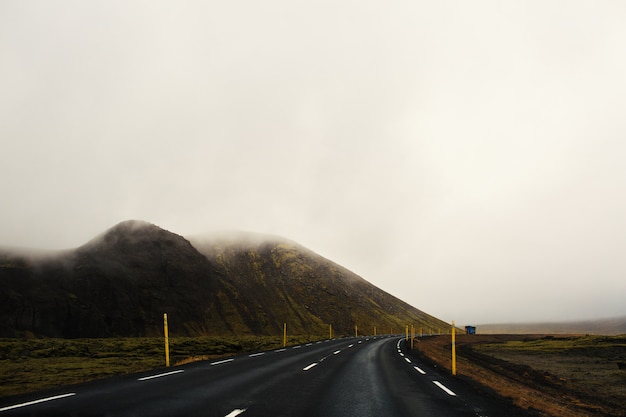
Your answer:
410;334;626;417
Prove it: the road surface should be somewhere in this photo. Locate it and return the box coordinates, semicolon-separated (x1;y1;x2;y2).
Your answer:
0;336;535;416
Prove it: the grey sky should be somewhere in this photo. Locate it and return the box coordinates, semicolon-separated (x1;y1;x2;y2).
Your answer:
2;1;625;325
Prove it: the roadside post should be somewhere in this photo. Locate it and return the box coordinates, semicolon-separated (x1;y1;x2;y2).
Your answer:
283;322;287;347
164;313;170;367
329;324;332;339
451;320;456;376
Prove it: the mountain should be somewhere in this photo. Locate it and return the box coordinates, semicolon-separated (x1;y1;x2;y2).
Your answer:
188;232;444;336
0;220;447;338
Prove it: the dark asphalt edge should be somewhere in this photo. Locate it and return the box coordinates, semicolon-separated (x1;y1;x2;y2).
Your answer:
401;339;544;417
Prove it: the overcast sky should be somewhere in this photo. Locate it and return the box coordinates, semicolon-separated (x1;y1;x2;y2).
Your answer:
2;1;625;325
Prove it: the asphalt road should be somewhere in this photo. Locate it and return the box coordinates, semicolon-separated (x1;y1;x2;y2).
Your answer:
0;336;536;417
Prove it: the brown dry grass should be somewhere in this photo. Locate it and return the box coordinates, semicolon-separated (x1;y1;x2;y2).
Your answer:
411;334;626;417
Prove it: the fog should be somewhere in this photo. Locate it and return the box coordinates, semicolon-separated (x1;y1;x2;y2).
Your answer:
2;1;625;325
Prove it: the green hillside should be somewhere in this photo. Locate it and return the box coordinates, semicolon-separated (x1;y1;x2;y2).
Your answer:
0;220;448;338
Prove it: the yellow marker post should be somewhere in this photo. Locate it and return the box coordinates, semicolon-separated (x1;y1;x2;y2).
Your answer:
283;322;287;347
374;326;376;336
405;325;409;341
451;320;457;376
329;324;332;340
355;324;358;337
163;313;170;367
410;324;414;350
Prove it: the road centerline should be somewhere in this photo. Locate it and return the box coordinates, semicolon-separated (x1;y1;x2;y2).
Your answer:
211;358;234;366
138;370;184;381
224;408;247;417
0;393;76;412
303;363;318;371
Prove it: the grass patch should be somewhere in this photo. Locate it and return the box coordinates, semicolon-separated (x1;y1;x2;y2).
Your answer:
0;335;322;398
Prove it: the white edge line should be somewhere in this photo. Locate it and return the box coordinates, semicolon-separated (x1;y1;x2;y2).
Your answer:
413;366;426;374
404;357;412;363
138;369;184;381
293;345;302;349
0;393;76;412
224;408;247;417
249;352;265;357
303;363;318;371
274;348;286;352
211;358;234;366
433;381;457;396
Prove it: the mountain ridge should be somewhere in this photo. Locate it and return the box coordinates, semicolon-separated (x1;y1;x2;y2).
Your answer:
0;220;447;338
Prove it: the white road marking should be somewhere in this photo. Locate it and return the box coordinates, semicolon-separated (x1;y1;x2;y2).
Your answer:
348;344;354;348
333;350;341;355
0;393;76;412
399;353;405;357
413;366;426;374
138;370;184;381
303;363;318;371
305;343;312;346
249;352;265;357
293;345;302;349
274;348;286;352
224;409;247;417
211;358;234;366
404;357;412;363
358;341;363;344
433;381;457;396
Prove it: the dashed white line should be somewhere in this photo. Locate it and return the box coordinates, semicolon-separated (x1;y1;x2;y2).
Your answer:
305;343;312;346
293;345;302;349
404;357;412;364
433;381;457;396
413;366;426;375
138;370;184;381
274;348;286;352
399;352;405;357
211;358;234;366
249;352;265;357
224;409;247;417
303;363;318;371
333;350;341;355
348;344;354;348
0;393;76;412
